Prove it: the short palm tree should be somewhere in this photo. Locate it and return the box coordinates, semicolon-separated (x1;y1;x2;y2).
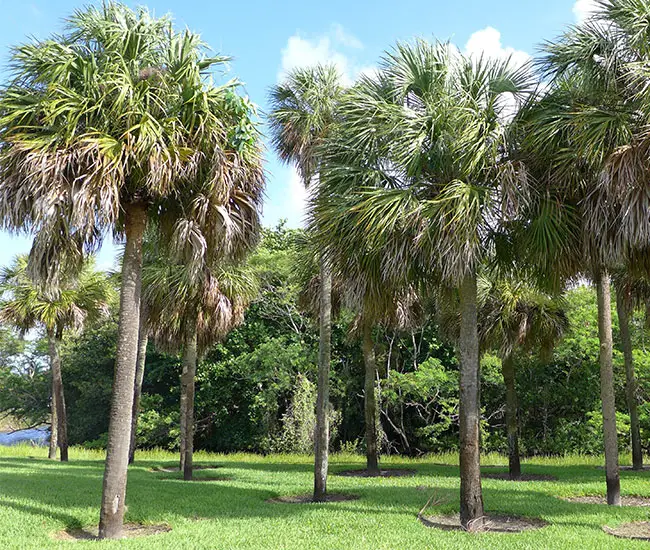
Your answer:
0;255;113;462
612;264;650;470
143;254;258;481
268;64;344;501
478;273;568;480
0;3;264;538
312;41;534;530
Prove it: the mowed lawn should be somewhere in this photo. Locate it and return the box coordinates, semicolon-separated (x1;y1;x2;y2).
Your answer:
1;447;650;549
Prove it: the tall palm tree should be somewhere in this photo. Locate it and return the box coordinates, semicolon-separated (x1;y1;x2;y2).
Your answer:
144;256;258;480
312;41;534;530
0;255;113;462
517;0;650;503
268;64;344;501
478;274;569;480
0;3;264;538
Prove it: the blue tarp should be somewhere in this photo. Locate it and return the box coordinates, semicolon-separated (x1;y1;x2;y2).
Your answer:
0;427;49;446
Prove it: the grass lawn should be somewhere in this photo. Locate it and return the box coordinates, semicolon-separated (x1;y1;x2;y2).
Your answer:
1;446;650;548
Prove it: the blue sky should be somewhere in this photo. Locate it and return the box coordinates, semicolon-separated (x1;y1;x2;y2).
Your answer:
0;0;595;270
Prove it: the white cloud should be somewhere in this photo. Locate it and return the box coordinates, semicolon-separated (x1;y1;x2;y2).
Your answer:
464;27;531;122
573;0;600;23
278;24;368;85
464;26;530;67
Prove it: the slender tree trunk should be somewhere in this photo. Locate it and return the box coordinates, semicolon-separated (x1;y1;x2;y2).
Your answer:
98;202;147;539
48;328;68;462
314;257;332;501
128;303;149;465
615;289;643;470
179;374;187;473
180;317;198;481
362;320;380;475
596;269;621;505
48;395;58;460
501;354;520;480
458;273;484;531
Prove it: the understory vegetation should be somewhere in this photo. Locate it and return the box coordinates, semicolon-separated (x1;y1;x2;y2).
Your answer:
3;225;650;460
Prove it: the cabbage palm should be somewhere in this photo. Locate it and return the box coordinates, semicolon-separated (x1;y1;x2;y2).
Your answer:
143;255;258;480
128;301;149;465
612;264;650;470
268;64;344;500
312;41;534;530
0;255;113;462
479;274;568;480
518;0;650;503
0;3;263;538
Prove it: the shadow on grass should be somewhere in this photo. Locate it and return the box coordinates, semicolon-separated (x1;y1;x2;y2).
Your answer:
0;499;83;531
0;455;647;536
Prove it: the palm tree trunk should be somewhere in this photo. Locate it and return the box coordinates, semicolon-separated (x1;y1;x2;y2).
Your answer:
48;327;68;462
501;353;520;480
180;317;198;481
615;289;643;470
362;320;379;476
314;257;332;501
595;269;621;505
98;202;147;539
128;303;149;465
458;273;484;531
48;396;58;460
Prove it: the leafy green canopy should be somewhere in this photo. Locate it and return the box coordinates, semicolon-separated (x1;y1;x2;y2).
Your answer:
311;40;535;290
0;2;264;279
0;255;114;335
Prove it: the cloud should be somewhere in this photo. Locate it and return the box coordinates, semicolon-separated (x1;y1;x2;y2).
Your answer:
573;0;600;23
464;27;531;121
464;26;530;67
278;24;368;85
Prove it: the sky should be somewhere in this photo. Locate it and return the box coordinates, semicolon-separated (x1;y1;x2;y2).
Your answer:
0;0;596;271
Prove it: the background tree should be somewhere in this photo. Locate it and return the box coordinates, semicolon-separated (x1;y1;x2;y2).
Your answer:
0;255;113;462
268;64;344;501
144;255;259;480
479;273;569;479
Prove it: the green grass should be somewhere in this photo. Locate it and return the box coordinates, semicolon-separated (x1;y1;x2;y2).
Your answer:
1;446;649;549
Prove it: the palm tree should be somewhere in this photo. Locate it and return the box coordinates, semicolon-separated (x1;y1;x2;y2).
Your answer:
478;273;569;480
516;1;650;502
144;256;258;480
0;255;113;462
612;264;650;470
0;3;264;538
128;299;149;465
268;64;344;501
312;41;533;530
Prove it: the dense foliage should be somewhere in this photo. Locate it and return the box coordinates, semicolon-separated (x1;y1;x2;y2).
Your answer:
2;226;648;458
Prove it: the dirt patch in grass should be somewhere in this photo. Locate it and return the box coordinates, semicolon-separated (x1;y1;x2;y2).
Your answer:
336;468;416;478
482;472;558;482
267;493;359;504
564;495;650;506
53;523;171;541
419;513;547;533
159;475;231;482
150;464;222;473
604;522;650;541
